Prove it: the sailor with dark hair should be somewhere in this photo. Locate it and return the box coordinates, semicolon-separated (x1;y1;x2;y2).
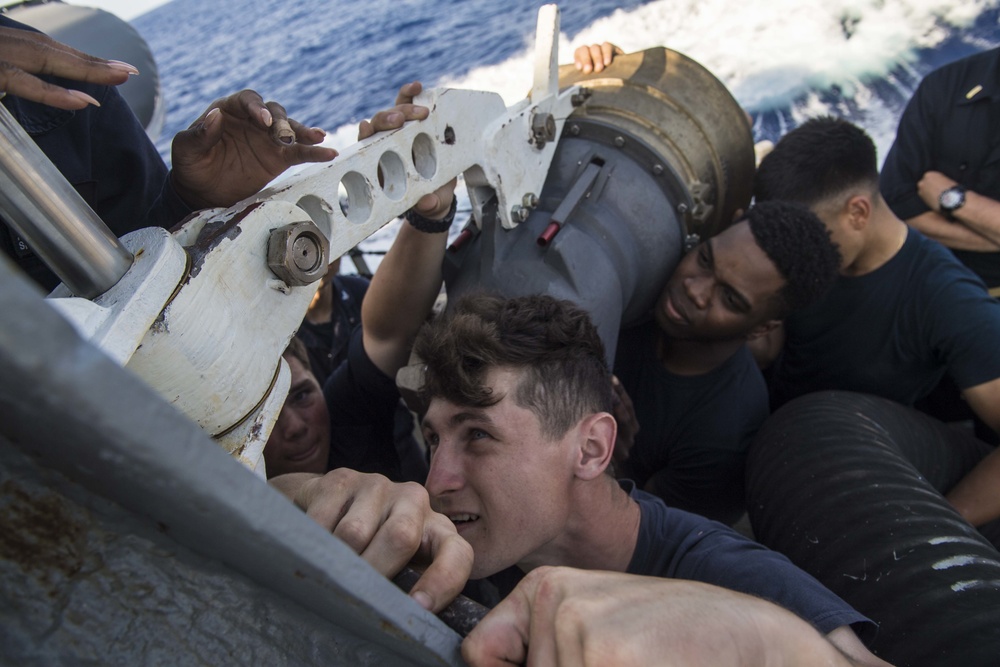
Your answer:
753;115;1000;530
613;200;840;524
411;291;884;666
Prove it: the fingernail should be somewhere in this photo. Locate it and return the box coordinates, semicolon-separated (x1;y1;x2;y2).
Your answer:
412;591;433;611
311;127;326;135
260;107;273;127
106;60;139;76
204;107;221;127
68;89;101;107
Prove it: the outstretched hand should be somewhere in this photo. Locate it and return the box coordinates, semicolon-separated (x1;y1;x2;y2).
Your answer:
170;89;338;210
0;25;138;109
269;468;473;614
359;81;456;219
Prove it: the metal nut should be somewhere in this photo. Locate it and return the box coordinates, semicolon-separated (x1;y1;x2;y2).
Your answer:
571;87;592;107
511;205;531;223
531;112;557;147
267;221;330;286
522;193;539;209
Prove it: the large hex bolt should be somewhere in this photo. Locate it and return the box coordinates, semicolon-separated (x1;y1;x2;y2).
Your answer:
531;112;557;148
267;221;330;286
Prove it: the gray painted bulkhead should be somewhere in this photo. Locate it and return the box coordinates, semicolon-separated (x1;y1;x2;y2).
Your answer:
0;258;464;666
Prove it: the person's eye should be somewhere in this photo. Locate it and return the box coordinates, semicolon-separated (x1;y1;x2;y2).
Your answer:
424;432;440;449
696;247;709;267
470;428;491;441
722;289;748;313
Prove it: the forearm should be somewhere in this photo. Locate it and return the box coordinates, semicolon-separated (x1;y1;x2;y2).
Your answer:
945;447;1000;527
953;190;1000;248
361;218;449;376
906;211;1000;252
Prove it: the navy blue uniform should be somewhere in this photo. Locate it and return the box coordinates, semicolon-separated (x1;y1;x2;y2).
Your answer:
626;482;873;639
770;228;1000;409
297;274;370;384
324;327;405;480
483;481;872;639
614;320;769;524
881;47;1000;286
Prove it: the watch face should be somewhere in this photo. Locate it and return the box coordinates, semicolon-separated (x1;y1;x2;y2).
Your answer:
941;187;965;211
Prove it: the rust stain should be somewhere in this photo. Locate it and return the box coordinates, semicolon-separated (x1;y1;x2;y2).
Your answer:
185;201;264;282
0;479;86;580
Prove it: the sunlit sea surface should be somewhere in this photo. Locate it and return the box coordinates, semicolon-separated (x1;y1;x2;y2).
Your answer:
132;0;1000;265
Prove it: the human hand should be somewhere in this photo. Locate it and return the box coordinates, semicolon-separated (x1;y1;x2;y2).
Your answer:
917;170;958;213
269;468;473;613
169;89;337;210
0;25;138;109
358;81;456;219
462;566;852;666
610;375;639;468
573;42;624;74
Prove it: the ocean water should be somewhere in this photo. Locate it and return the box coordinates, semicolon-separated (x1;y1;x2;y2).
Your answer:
131;0;1000;262
134;0;1000;158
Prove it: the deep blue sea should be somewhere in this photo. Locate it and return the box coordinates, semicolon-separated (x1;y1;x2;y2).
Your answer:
129;0;1000;264
132;0;1000;163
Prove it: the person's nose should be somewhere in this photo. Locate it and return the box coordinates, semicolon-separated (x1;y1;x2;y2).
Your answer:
425;441;465;498
683;274;711;309
277;407;308;441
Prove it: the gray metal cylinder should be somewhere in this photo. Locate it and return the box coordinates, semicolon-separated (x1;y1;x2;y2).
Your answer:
443;48;754;363
0;103;133;298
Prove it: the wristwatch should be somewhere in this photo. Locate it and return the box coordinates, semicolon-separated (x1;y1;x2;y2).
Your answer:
939;185;967;220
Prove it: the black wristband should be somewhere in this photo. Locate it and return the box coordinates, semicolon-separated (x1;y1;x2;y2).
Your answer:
404;197;457;233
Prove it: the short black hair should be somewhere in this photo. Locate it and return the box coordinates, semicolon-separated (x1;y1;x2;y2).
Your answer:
745;200;841;316
754;116;880;207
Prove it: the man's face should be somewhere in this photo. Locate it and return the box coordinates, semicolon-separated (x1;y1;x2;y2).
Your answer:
263;354;330;478
655;221;785;341
423;367;578;579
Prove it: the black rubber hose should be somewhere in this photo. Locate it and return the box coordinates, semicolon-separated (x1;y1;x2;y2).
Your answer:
746;391;1000;667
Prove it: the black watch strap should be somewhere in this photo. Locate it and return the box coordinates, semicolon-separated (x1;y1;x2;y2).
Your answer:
404;197;457;233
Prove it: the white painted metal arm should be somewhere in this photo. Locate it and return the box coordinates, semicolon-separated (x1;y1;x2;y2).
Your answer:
117;4;578;474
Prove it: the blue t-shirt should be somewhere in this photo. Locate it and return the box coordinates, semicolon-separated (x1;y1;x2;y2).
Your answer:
324;328;404;479
482;481;873;639
626;481;874;639
614;321;770;524
770;228;1000;409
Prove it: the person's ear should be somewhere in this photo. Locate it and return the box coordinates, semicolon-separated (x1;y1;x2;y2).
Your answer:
574;412;616;480
846;194;871;231
745;318;781;342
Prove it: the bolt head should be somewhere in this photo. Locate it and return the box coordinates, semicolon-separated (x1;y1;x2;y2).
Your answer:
267;221;329;286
